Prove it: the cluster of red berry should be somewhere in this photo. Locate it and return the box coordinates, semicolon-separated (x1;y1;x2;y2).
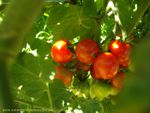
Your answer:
51;38;131;89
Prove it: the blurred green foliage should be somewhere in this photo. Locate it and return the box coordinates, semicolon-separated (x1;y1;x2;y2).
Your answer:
0;0;150;113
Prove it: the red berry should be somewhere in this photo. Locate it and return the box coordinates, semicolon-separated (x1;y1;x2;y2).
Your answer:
75;38;99;64
51;40;72;64
54;65;73;86
92;52;119;80
109;40;131;67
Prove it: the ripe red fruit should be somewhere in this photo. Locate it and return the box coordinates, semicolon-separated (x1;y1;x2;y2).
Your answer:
109;40;131;67
111;72;125;90
51;40;72;64
92;52;119;80
75;38;99;64
54;65;73;86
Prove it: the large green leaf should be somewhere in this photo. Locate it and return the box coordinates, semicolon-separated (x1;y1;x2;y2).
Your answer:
47;0;99;41
95;0;105;11
80;99;104;113
11;53;54;97
72;98;104;113
0;0;45;110
48;4;68;28
117;0;133;28
81;0;97;17
36;91;51;108
117;0;150;35
49;79;72;111
102;99;114;113
45;0;67;2
52;5;81;40
29;39;52;57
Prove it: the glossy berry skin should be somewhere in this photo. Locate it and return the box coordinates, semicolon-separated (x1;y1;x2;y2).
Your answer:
75;38;99;64
111;72;125;90
109;40;131;67
51;40;72;64
54;65;73;86
92;52;119;80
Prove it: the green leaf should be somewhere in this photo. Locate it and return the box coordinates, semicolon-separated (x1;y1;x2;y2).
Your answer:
117;0;133;29
36;91;51;108
48;0;99;41
11;52;57;109
49;79;72;110
12;63;47;97
45;0;67;2
80;99;104;113
72;98;104;113
95;0;105;11
79;17;99;39
117;0;150;35
81;0;97;17
24;53;53;77
48;4;68;28
0;0;44;56
102;98;114;113
52;5;81;40
30;39;52;57
11;53;54;97
125;0;150;35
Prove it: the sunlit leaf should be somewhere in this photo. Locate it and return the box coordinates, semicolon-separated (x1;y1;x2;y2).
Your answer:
49;79;72;110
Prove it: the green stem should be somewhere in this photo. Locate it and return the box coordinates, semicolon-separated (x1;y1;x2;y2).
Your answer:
47;87;54;111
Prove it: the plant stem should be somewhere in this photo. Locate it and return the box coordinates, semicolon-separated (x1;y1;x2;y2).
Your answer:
47;86;54;111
